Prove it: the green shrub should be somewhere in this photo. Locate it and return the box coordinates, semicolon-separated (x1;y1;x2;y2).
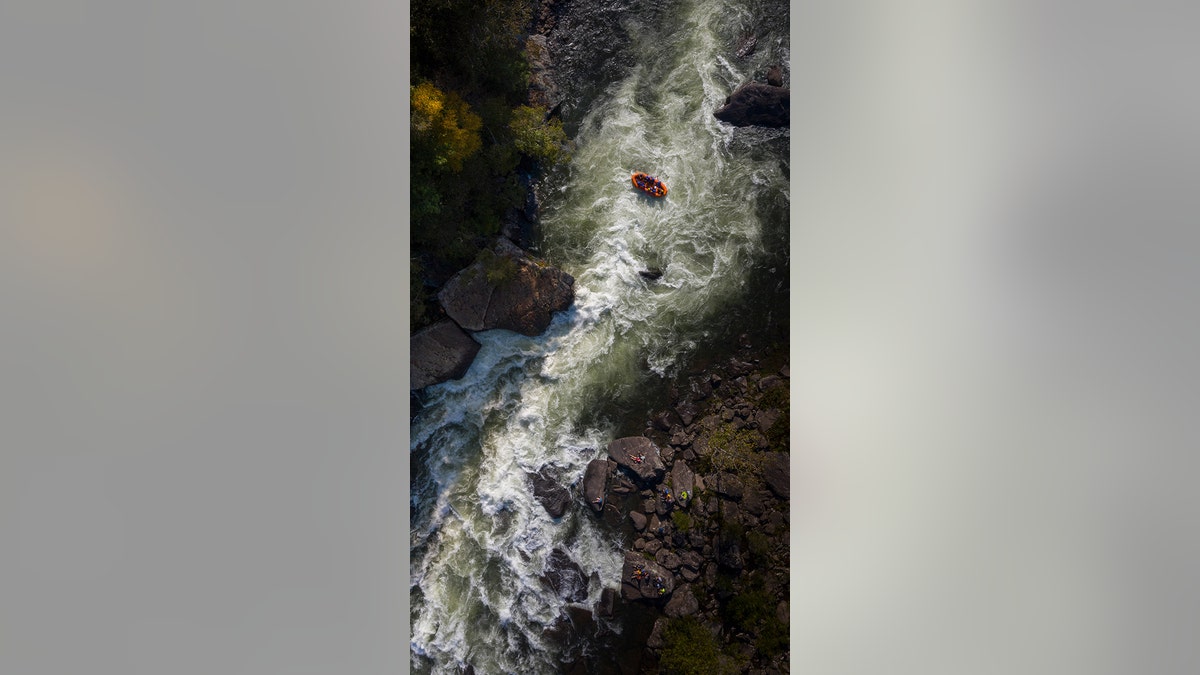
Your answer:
723;587;773;633
508;105;571;165
671;511;693;532
758;383;790;452
707;423;760;475
746;530;770;559
719;519;743;542
756;615;789;658
660;617;741;675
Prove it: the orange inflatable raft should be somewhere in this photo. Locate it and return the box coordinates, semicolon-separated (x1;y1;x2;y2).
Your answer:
631;172;668;198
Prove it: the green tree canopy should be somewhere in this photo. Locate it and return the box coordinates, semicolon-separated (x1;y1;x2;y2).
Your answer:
508;105;571;165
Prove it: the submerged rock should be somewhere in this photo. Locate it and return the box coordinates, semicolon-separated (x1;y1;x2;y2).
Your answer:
713;82;790;128
410;320;481;390
542;548;588;603
527;468;572;518
736;34;758;59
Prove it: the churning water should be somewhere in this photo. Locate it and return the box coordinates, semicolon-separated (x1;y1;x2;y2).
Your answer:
411;0;788;672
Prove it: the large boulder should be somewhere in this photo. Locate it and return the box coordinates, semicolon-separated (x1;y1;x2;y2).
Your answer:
597;587;617;618
527;468;571;519
762;451;790;499
620;551;675;602
608;437;666;485
670;460;695;503
438;238;575;336
766;64;784;87
663;584;700;618
410;320;481;390
542;548;588;603
582;458;609;513
713;82;790;128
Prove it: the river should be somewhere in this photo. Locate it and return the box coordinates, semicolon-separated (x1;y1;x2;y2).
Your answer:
410;0;789;671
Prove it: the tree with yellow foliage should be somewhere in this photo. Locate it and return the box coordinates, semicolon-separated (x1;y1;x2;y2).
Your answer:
411;81;483;172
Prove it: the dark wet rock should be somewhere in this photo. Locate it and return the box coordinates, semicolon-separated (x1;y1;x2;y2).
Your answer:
675;400;699;426
736;34;758;58
630;511;647;531
656;549;682;570
729;358;754;376
438;238;574;336
766;64;784;86
762;452;790;499
670;460;695;503
719;499;742;527
567;605;596;638
756;408;782;434
598;587;617;618
690;377;713;400
664;584;700;618
526;34;560;109
651;409;680;432
648;514;663;533
527;468;571;518
621;551;675;601
611;473;638;494
543;548;588;603
639;268;663;281
742;488;766;517
410;320;481;390
646;617;668;649
583;458;608;513
718;541;745;571
713;473;745;501
763;511;785;536
758;374;783;392
608;436;666;484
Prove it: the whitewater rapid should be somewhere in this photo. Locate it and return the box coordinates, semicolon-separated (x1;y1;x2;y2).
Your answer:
411;0;789;672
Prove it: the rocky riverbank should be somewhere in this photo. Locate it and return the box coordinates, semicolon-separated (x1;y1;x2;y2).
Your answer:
553;336;790;675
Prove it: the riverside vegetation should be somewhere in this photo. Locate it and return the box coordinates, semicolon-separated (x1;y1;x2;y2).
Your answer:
410;0;571;330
